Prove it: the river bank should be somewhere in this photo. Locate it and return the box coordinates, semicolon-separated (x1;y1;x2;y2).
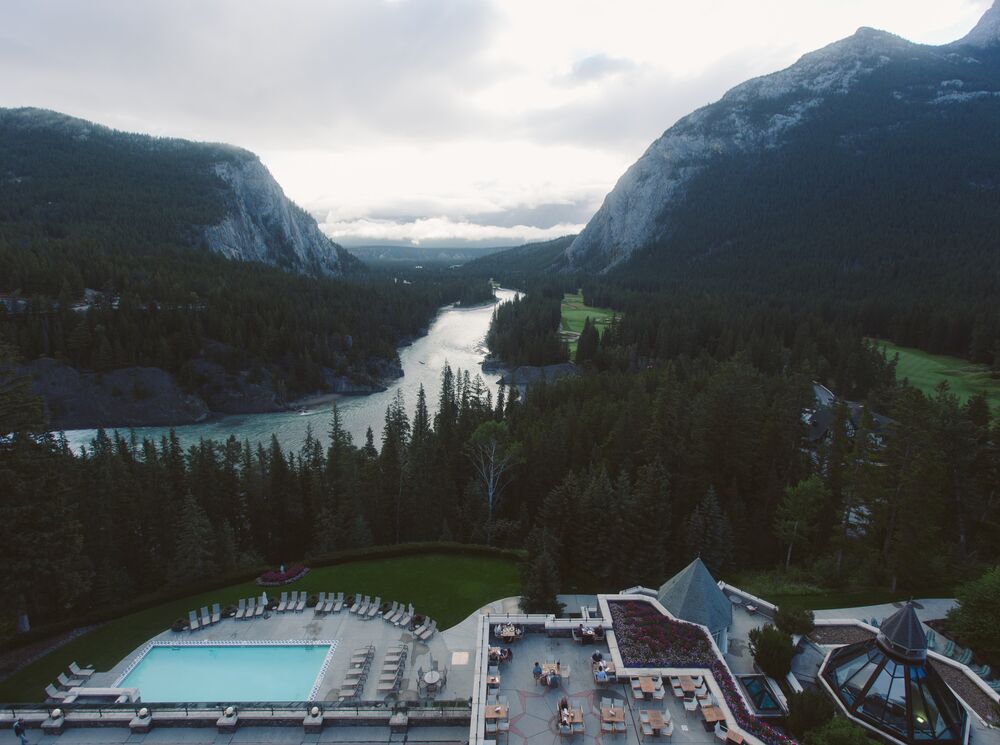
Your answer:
60;289;519;453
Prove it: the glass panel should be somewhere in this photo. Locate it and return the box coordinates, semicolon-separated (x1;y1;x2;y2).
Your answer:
910;666;964;742
881;663;910;737
841;649;884;707
858;659;894;724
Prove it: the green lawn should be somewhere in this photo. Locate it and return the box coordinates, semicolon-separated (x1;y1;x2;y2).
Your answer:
873;339;1000;411
561;292;616;358
0;553;519;702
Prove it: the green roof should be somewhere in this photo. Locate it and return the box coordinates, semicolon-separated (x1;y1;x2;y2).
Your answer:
657;558;732;634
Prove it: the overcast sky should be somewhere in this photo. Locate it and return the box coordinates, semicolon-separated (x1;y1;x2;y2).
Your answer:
0;0;991;246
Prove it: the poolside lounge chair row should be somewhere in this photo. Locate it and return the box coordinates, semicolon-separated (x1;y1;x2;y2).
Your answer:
187;603;222;631
43;661;94;701
234;595;268;620
313;591;347;614
275;590;308;613
340;644;376;700
377;644;408;694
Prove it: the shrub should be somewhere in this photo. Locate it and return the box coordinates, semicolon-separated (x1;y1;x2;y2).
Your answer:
222;605;236;618
804;718;870;745
749;624;795;679
786;688;834;738
775;607;815;636
171;618;188;632
307;594;318;608
946;565;1000;665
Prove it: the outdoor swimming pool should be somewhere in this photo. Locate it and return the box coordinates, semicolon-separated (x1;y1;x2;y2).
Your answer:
117;642;336;702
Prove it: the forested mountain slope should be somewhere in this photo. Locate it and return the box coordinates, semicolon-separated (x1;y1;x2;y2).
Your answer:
0;107;356;275
564;3;1000;362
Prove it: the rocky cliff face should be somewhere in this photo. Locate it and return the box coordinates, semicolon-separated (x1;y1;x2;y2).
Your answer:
201;155;355;276
566;2;1000;273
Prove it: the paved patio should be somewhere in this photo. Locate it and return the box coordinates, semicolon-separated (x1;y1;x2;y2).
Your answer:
490;633;717;745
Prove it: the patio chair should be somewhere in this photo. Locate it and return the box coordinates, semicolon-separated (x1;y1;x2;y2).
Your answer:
976;665;991;678
715;723;729;742
333;592;345;612
653;686;666;700
57;672;82;690
385;601;399;622
683;698;699;715
69;662;94;679
45;683;70;701
990;680;1000;691
673;685;685;698
315;592;327;614
559;724;573;737
200;606;211;627
235;598;246;619
295;592;307;612
925;628;936;650
246;597;256;618
641;723;654;738
662;721;675;738
277;591;289;612
288;591;300;611
943;639;955;656
486;722;499;735
367;596;382;619
498;720;510;734
188;609;200;631
256;594;266;616
574;723;586;734
614;721;627;734
633;686;645;700
350;594;362;613
212;602;221;624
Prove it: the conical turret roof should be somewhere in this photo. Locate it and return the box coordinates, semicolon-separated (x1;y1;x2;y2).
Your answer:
657;558;732;634
877;602;927;661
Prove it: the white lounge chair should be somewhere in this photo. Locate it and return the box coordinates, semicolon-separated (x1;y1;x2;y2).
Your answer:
256;594;267;616
384;601;399;622
367;596;382;619
57;672;82;690
45;683;70;701
323;593;336;613
235;598;246;620
333;592;345;613
397;603;414;627
246;597;256;619
295;592;307;612
69;661;94;679
188;609;200;631
200;606;211;627
315;592;327;614
349;594;362;613
277;591;289;612
211;602;221;624
419;619;437;640
357;595;371;615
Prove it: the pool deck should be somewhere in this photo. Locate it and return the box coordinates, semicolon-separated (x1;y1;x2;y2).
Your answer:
89;599;484;704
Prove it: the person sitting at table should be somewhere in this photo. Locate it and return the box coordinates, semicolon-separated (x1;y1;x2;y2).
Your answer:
598;659;607;672
595;667;609;682
559;697;570;722
506;647;514;661
533;661;543;679
592;650;603;662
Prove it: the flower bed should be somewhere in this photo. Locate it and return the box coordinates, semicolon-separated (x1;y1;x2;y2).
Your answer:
609;600;716;667
609;600;796;745
255;564;308;586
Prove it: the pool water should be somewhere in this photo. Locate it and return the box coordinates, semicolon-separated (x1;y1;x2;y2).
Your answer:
118;644;333;702
738;675;783;715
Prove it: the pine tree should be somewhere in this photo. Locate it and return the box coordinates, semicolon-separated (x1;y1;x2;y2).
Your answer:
520;530;564;615
684;486;733;576
171;491;215;583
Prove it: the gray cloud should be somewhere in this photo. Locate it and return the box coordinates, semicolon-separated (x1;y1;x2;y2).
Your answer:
562;54;637;84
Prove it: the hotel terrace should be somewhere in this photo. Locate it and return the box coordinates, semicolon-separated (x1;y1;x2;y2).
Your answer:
3;560;998;745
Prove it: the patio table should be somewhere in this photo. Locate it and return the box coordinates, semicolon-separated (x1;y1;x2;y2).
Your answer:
602;706;625;723
485;704;509;720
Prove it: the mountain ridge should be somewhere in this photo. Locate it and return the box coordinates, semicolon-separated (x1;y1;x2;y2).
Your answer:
565;2;1000;274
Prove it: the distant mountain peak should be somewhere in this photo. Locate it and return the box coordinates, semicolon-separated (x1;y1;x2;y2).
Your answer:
955;0;1000;47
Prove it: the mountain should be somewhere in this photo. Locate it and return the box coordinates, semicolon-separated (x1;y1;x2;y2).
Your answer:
565;3;1000;285
461;235;574;278
0;107;356;275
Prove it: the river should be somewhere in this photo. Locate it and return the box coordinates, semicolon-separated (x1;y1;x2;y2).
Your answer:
61;288;519;453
